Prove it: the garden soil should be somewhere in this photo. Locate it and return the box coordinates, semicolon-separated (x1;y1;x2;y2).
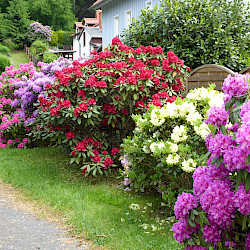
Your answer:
0;180;92;249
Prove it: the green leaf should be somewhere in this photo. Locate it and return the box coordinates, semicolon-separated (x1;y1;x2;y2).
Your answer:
188;217;196;227
246;154;250;165
242;215;247;231
245;174;250;193
77;117;81;124
210;158;218;165
199;212;210;225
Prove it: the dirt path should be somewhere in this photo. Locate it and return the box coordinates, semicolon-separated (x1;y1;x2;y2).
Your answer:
0;180;90;249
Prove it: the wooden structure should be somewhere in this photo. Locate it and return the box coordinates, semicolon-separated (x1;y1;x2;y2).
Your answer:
185;64;235;95
40;50;76;60
240;66;250;75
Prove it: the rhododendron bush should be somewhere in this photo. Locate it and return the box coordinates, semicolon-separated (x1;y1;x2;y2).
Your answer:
121;86;224;207
173;74;250;249
32;37;189;176
0;58;73;148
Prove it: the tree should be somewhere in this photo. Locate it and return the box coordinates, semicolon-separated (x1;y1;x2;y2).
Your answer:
27;0;76;31
1;0;31;48
122;0;250;72
0;0;10;13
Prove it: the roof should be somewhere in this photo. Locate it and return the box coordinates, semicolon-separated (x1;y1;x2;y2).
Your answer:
73;22;84;29
85;27;102;38
83;18;99;26
90;0;112;9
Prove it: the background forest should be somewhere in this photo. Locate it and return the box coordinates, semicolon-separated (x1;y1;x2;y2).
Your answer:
0;0;96;48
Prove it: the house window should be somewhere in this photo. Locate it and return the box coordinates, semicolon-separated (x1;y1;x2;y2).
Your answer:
125;9;132;29
114;15;120;37
146;0;153;9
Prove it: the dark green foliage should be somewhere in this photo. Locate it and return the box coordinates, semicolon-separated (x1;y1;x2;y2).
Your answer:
0;44;10;55
30;40;48;56
71;0;96;21
1;39;19;50
43;53;59;63
122;0;250;71
1;0;31;48
49;30;74;46
0;54;11;73
27;0;76;31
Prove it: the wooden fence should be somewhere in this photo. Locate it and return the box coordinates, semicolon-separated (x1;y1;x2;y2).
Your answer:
24;45;39;66
185;64;250;94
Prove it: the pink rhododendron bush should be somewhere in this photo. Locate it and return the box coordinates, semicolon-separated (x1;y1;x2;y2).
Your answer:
173;74;250;249
0;58;72;148
32;37;189;176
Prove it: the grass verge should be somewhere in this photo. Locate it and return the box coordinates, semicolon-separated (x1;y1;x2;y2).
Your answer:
10;50;30;67
0;147;181;250
0;148;181;250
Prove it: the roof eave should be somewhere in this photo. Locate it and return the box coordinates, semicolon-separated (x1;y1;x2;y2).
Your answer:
89;0;112;10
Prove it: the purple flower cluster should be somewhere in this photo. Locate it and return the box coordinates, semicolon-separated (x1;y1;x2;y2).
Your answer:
186;245;206;250
173;74;250;249
174;192;198;219
234;184;250;216
200;180;235;227
172;218;198;244
205;132;235;159
222;73;249;100
205;105;229;127
29;22;52;42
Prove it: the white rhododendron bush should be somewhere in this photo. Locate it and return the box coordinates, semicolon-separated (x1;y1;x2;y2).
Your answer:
121;86;224;207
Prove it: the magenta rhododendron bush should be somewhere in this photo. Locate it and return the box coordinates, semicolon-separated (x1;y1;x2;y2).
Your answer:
31;37;189;176
173;74;250;250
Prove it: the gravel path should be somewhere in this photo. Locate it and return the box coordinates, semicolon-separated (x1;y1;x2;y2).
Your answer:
0;182;90;250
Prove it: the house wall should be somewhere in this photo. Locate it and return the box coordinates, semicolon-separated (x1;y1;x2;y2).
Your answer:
73;37;80;60
101;0;161;49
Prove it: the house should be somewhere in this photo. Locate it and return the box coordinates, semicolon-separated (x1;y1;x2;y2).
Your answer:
71;10;102;59
91;0;161;49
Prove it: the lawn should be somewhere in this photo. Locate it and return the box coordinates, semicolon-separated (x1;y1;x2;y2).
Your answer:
10;50;30;68
0;147;181;250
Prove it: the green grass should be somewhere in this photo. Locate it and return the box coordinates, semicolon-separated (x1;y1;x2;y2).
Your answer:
10;50;30;68
0;147;181;250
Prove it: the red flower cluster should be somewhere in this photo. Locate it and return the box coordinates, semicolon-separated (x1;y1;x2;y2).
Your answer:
66;131;75;139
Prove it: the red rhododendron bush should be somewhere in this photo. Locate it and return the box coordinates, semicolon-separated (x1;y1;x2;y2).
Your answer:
32;37;189;176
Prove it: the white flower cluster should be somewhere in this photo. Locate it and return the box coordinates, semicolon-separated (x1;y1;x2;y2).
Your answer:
167;142;178;153
129;203;140;211
194;123;210;139
186;87;224;108
166;154;180;165
181;158;197;173
171;125;188;143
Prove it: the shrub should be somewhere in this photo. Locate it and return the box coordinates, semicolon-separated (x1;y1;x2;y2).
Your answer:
50;31;59;47
0;44;10;55
1;39;19;50
29;22;52;42
29;40;48;56
172;73;250;249
121;85;224;207
122;0;250;71
0;54;11;73
32;37;189;176
43;53;59;63
0;58;73;149
57;30;65;45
